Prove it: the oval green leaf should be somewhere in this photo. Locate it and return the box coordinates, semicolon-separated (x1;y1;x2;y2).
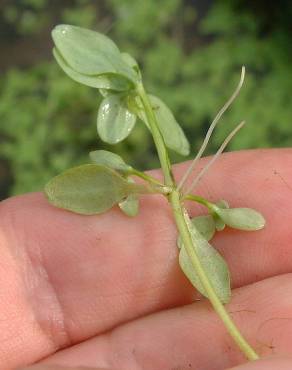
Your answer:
89;150;132;172
191;215;216;241
45;164;148;215
214;199;229;231
97;94;137;144
53;48;131;91
118;179;139;217
177;216;231;304
137;95;190;156
214;207;266;231
214;217;225;231
121;52;139;70
119;195;139;217
52;25;137;83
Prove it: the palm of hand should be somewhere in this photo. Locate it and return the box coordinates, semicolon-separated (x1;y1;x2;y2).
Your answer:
1;150;292;370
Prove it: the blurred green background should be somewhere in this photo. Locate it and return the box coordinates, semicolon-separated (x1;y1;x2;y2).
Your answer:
0;0;291;200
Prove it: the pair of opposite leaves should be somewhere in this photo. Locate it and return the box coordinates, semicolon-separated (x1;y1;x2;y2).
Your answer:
178;203;265;304
45;150;145;217
45;147;265;305
52;24;190;155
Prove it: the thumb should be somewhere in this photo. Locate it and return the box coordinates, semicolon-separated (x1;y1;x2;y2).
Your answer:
228;356;292;370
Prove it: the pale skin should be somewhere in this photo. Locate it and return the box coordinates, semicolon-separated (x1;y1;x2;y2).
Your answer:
1;149;292;370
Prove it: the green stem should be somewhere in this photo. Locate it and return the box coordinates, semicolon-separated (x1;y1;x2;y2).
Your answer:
129;169;172;195
136;83;174;187
171;190;258;361
184;193;213;210
137;82;259;361
130;169;165;187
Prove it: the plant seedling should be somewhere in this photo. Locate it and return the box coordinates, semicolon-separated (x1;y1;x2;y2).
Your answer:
45;24;265;361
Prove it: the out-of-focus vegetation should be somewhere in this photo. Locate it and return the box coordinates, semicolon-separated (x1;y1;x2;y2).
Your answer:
0;0;291;199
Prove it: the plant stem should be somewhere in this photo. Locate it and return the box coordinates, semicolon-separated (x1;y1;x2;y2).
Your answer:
136;83;174;187
130;169;165;187
184;194;213;210
130;169;172;195
137;82;259;361
171;190;258;361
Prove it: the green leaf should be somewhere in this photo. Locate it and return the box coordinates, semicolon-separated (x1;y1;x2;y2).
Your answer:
214;200;229;231
53;48;131;91
214;217;225;231
137;95;190;156
214;207;266;231
52;24;137;83
89;150;132;172
118;179;139;217
99;88;121;98
177;215;231;304
217;200;229;209
191;215;216;241
121;52;139;70
97;94;137;144
44;164;148;215
119;195;139;217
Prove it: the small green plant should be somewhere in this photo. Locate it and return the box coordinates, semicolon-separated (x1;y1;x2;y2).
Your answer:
45;25;265;361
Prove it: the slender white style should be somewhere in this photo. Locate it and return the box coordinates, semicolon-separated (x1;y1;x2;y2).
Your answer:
185;121;245;195
177;66;246;191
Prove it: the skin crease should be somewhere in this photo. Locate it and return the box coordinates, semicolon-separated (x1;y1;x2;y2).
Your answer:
0;149;292;370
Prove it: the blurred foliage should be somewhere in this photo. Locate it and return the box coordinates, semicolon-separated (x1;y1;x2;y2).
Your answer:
0;0;291;198
2;0;48;35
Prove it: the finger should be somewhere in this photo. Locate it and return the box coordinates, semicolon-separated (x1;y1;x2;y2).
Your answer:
19;366;109;370
1;149;292;368
227;356;292;369
42;274;292;370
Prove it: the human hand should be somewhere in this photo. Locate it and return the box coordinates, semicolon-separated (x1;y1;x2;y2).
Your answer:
1;149;292;370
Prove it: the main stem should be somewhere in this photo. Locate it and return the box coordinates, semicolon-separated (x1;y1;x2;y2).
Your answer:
136;84;174;187
137;83;259;361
